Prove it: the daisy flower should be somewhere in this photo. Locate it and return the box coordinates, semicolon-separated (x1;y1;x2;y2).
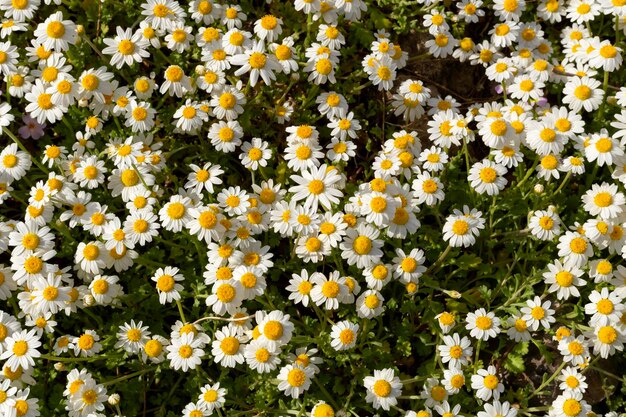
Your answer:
582;182;624;220
585;288;624;327
330;321;359;351
562;76;604;113
277;364;314;399
244;339;280;374
557;232;593;268
102;27;149;69
152;266;184;304
0;329;41;371
521;296;556;331
468;160;508;195
286;270;314;307
438;333;473;368
240;138;271;171
363;368;402;411
543;260;586;300
167;332;204;372
466;308;501;341
159;195;193;233
198;383;226;414
212;325;246;368
310;271;347;310
34;11;77;52
115;320;150;354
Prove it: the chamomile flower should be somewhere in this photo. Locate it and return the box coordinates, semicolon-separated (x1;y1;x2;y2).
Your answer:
558;367;587;395
277;364;314;399
102;27;149;69
287;270;314;307
167;332;204;372
212;325;246;368
585;131;622;166
159;195;193;233
0;329;41;371
197;383;226;413
585;288;624;327
468;160;507;195
211;85;246;120
152;266;184;304
493;0;526;20
471;366;504;401
34;11;77;52
563;76;604;113
356;290;384;318
363;368;402;411
543;260;585;300
330;320;358;351
521;296;556;331
115;320;149;354
558;335;589;365
582;182;624;220
206;280;244;315
244;339;280;374
310;271;347;310
529;209;562;241
240;138;271;171
125;101;156;133
466;308;501;341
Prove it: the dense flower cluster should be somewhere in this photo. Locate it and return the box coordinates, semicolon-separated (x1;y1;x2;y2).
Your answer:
0;0;625;416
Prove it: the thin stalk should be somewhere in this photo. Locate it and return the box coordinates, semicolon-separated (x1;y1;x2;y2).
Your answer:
5;128;50;174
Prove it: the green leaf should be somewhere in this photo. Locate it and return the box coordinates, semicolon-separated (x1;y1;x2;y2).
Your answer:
503;354;525;374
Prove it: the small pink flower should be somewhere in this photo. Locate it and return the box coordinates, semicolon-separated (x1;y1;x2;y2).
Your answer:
18;115;46;140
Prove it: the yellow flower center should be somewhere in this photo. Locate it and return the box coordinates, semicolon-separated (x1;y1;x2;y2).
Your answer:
216;283;236;302
321;281;340;298
46;21;65;38
373;380;391;397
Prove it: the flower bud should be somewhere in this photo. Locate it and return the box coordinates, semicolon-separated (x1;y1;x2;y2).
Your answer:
83;294;95;307
54;362;65;371
533;184;544;194
195;65;206;76
108;393;121;406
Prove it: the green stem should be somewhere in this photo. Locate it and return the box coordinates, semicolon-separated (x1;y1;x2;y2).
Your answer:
40;354;105;362
425;244;452;275
5;128;50;174
554;171;572;195
528;361;567;399
176;299;187;323
515;156;539;189
102;368;154;386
